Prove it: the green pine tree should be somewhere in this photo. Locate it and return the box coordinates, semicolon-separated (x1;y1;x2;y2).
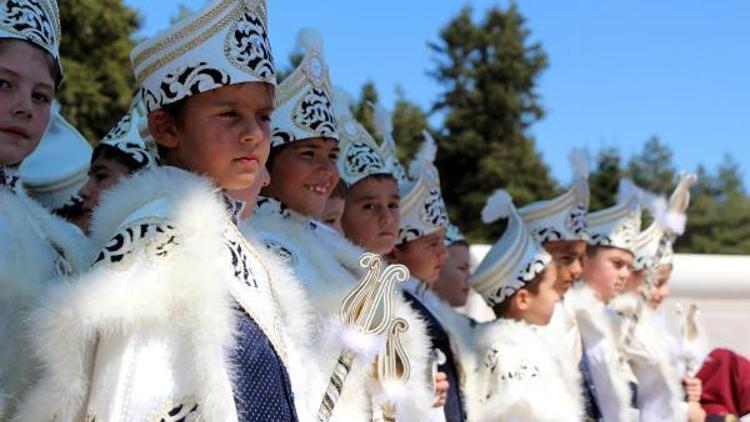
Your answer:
353;81;379;137
429;5;555;242
589;146;624;211
627;136;676;194
58;0;140;142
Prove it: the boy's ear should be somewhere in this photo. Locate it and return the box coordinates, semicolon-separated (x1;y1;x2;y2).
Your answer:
148;110;179;149
514;289;530;311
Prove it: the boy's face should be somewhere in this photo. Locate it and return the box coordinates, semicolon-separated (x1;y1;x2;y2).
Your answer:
390;228;447;287
341;176;400;255
322;196;344;234
523;265;559;326
0;40;55;165
544;239;586;296
647;264;672;309
263;137;339;220
626;268;646;294
582;246;633;302
433;244;471;307
78;155;132;233
150;82;273;191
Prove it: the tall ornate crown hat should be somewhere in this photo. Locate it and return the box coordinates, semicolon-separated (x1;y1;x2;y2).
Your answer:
519;148;590;243
370;102;409;185
444;223;466;246
397;130;449;244
333;88;393;187
587;179;644;255
20;103;91;209
98;92;158;170
470;190;552;307
271;28;337;147
633;172;696;270
131;0;275;114
0;0;62;77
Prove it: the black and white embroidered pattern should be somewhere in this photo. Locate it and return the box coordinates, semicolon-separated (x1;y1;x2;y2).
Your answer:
1;0;59;56
93;221;178;267
254;196;291;219
0;165;20;193
226;236;255;287
270;129;296;147
142;63;231;113
489;254;549;306
100;113;154;167
566;203;589;239
292;87;337;138
158;401;199;422
420;188;449;228
343;141;385;180
224;10;275;81
397;226;422;244
531;226;563;243
262;239;298;267
222;193;245;225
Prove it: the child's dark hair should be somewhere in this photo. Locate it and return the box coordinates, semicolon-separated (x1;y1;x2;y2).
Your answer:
0;39;62;88
92;144;146;173
330;180;348;199
491;268;547;318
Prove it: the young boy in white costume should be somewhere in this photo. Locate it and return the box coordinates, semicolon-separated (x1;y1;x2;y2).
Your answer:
0;1;93;418
615;173;706;422
433;223;472;309
15;2;317;421
388;129;477;422
471;189;584;421
566;180;643;422
516;148;592;416
333;93;442;419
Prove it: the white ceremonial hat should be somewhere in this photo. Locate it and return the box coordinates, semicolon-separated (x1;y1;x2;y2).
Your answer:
334;88;396;188
0;0;62;77
98;92;158;169
470;190;552;308
397;130;449;244
444;223;466;246
131;0;275;114
271;27;337;147
519;148;590;243
587;179;644;255
20;103;91;209
370;101;409;185
633;172;697;270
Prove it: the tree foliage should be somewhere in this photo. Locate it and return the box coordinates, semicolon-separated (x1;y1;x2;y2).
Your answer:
58;0;140;142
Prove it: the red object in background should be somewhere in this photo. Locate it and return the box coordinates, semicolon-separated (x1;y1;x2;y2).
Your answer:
697;348;750;417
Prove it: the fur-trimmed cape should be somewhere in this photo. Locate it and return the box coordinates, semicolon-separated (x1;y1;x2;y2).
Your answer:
566;282;635;422
473;318;584;421
0;184;93;419
13;167;317;422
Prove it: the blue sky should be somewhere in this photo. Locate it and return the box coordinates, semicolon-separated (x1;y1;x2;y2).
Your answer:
124;0;750;188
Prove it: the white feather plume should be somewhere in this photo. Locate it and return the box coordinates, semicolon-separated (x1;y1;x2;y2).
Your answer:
616;178;639;205
567;147;589;180
296;27;324;54
369;101;393;138
481;189;514;224
408;130;437;178
332;85;355;118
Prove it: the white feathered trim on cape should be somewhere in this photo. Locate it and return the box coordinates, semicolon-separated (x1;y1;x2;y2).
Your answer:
0;188;93;419
14;167;316;422
473;318;583;422
567;282;633;422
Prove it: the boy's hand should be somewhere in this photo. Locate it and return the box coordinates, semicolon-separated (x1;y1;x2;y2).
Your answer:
686;401;706;422
683;376;702;402
433;371;449;407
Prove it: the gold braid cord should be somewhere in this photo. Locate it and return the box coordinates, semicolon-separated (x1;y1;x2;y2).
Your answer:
317;253;409;422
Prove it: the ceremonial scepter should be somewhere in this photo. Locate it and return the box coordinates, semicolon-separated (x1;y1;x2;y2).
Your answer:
373;317;411;422
317;253;409;422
